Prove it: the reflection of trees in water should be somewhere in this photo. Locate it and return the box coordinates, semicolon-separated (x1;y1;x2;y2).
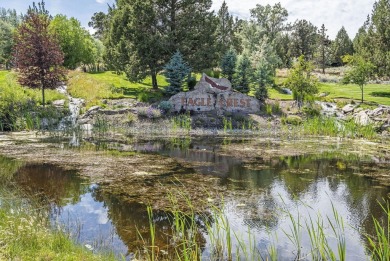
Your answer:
12;164;89;213
227;154;389;251
91;187;208;256
0;155;25;182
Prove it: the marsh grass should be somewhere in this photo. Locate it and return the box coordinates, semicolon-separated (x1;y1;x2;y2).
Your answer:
296;116;377;139
0;186;116;261
137;191;390;261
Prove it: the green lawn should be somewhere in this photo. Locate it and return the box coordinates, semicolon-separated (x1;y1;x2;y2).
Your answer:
269;77;390;106
68;71;168;108
87;71;169;98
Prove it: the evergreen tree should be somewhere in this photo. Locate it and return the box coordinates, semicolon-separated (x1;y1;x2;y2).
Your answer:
290;19;318;60
332;26;354;66
215;1;236;61
13;5;65;107
285;56;318;108
251;38;280;101
234;54;251;94
221;49;237;83
105;0;216;88
317;24;331;74
163;51;191;96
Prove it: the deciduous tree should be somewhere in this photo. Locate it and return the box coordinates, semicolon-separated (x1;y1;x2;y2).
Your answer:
285;55;318;108
342;55;375;103
13;4;65;107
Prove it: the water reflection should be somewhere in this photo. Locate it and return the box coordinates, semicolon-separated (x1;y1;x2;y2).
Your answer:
0;139;389;260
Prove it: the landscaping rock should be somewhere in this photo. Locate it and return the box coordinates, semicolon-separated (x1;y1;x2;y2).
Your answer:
342;104;355;114
354;111;372;126
52;99;65;108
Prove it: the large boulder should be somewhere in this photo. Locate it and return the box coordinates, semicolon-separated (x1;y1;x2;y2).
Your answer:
168;75;260;114
354;110;372;126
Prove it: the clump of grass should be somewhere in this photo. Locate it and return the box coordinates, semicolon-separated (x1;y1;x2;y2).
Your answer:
222;117;233;132
366;200;390;261
172;113;192;133
299;116;376;139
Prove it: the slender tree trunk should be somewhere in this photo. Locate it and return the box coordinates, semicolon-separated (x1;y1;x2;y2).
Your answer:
151;70;158;90
361;85;364;103
42;84;45;107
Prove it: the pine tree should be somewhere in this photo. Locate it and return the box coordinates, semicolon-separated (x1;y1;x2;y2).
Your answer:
221;49;237;83
234;54;251;94
215;1;235;61
163;51;191;96
332;26;353;66
317;24;331;74
251;38;280;101
291;19;318;60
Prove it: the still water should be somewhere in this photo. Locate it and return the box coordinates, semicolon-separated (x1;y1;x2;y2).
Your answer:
1;138;390;260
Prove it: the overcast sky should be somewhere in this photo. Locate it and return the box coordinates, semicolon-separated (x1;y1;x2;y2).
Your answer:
0;0;376;39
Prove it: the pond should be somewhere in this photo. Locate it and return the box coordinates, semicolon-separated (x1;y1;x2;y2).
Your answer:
0;137;389;260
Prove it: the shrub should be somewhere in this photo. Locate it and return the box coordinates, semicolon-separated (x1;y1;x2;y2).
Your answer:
202;69;214;77
137;92;150;102
187;75;197;90
137;107;162;119
302;106;321;117
282;115;303;125
158;101;172;113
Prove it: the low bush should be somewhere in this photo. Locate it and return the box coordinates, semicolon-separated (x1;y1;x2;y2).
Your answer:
282;115;303;125
137;107;162;119
371;91;390;98
158;101;172;113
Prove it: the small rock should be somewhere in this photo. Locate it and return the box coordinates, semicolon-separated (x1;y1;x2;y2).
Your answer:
354;110;372;126
342;104;355;114
282;88;293;95
84;244;94;251
52;99;65;108
318;92;329;97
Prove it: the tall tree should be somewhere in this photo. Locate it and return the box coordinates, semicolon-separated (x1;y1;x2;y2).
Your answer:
215;1;236;61
0;8;20;69
106;0;216;89
251;38;281;101
342;55;375;103
317;24;331;74
249;3;288;42
332;26;354;66
290;19;318;60
50;15;96;69
234;54;251;94
88;11;108;40
221;49;237;83
13;4;65;107
285;55;318;108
